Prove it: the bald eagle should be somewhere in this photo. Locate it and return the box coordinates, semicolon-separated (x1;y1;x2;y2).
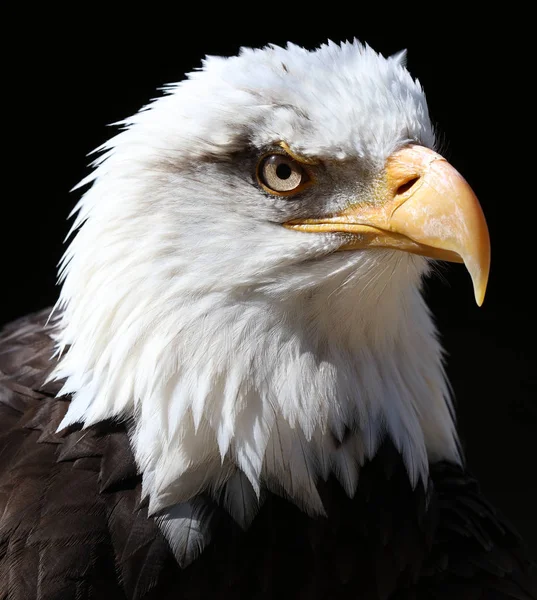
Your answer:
0;41;535;600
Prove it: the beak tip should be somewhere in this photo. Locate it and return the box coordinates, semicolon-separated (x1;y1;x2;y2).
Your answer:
472;274;488;307
464;239;490;308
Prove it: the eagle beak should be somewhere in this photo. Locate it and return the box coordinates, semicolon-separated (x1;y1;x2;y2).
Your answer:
284;145;491;306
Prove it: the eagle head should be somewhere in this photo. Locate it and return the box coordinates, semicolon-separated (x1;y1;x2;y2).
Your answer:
50;41;490;554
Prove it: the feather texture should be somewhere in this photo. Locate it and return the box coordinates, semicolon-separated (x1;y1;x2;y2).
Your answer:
1;310;535;599
156;498;214;568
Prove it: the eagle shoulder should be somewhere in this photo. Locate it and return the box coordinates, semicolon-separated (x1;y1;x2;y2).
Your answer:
0;310;173;600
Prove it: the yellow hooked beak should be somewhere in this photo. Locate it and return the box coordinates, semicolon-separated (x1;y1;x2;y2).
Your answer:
284;145;490;306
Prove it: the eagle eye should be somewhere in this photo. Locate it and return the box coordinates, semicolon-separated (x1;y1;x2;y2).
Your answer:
257;154;311;196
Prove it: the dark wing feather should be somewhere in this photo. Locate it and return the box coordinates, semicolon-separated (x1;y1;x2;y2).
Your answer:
0;311;120;600
403;462;537;599
0;309;536;599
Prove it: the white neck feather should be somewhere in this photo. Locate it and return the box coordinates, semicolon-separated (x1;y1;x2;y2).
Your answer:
52;243;459;525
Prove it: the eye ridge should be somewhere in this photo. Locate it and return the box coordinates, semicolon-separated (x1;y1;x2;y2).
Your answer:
256;153;312;197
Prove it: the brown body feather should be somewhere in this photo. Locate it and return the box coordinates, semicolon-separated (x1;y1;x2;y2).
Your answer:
0;310;535;599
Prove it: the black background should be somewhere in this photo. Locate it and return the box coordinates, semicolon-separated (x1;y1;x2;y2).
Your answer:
4;9;536;552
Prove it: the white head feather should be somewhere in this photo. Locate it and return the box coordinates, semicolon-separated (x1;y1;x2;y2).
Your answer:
51;41;460;531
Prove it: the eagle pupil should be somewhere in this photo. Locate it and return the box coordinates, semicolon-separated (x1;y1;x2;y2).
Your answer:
276;163;292;180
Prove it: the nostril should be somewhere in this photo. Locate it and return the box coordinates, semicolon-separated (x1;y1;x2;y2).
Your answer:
397;176;420;196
